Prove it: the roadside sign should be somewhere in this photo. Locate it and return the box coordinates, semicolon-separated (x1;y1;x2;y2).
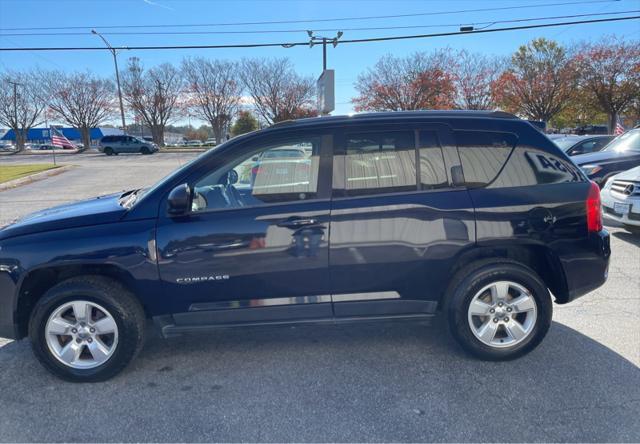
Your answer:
317;69;335;115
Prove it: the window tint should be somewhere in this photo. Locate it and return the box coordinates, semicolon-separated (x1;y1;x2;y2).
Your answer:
344;131;417;195
418;131;448;189
456;131;517;186
192;137;321;212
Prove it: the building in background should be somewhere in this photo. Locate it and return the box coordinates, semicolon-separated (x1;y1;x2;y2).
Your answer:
1;127;124;147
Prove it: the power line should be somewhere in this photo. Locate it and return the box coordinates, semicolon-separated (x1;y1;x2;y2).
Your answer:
1;10;637;37
0;15;637;52
0;0;620;32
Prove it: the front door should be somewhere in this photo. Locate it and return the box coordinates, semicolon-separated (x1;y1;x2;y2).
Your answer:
329;123;475;317
156;131;334;325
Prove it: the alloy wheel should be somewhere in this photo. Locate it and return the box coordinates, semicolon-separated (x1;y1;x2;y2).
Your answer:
44;300;119;369
467;281;537;348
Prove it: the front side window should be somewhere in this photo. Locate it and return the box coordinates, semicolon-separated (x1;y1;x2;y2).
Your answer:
191;137;321;212
344;131;416;195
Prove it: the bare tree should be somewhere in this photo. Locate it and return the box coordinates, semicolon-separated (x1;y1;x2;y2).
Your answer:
182;57;241;143
492;38;578;122
576;37;640;133
0;70;47;151
122;58;183;146
352;51;456;112
453;50;504;110
43;71;115;150
240;58;316;125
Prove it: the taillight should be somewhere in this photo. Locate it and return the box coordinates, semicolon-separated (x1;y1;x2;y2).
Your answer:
586;181;603;232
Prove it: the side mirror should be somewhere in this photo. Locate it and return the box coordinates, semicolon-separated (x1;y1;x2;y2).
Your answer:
167;183;191;215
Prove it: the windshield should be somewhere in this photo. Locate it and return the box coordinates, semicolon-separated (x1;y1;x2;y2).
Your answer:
603;130;640;152
128;142;232;208
554;137;581;151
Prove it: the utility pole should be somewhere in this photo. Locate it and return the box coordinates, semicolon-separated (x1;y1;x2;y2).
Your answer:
92;29;127;133
7;80;22;148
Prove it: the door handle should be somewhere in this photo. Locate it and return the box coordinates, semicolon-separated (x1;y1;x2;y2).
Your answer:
277;217;318;228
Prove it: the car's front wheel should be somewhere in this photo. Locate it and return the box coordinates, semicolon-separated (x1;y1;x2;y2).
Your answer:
446;260;552;360
29;276;145;382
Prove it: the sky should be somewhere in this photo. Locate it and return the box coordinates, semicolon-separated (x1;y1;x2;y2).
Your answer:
0;0;639;123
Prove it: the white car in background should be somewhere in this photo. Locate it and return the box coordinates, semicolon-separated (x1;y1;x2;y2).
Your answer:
601;166;640;233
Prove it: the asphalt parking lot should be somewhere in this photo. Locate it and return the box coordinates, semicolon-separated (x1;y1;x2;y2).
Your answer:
0;152;639;442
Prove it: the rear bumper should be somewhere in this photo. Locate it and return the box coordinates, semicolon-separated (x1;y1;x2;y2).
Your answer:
559;229;610;303
0;270;18;339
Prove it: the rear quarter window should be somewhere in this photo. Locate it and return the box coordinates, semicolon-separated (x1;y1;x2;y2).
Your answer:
455;130;516;187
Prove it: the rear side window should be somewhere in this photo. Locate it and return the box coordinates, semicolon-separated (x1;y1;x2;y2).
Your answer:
456;131;517;186
344;131;417;195
419;131;448;189
102;136;112;143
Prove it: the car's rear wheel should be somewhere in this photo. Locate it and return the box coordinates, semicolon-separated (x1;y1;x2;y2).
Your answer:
104;147;114;156
446;260;552;360
29;276;145;382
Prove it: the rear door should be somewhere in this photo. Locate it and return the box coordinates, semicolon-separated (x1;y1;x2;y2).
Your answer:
329;123;475;318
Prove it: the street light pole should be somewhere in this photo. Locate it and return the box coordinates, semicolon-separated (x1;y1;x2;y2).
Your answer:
92;29;127;133
308;31;342;71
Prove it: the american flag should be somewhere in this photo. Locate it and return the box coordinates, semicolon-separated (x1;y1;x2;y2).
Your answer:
50;127;75;149
614;116;625;136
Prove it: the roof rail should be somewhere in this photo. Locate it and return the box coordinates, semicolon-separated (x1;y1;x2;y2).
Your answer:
270;120;296;127
490;110;519;119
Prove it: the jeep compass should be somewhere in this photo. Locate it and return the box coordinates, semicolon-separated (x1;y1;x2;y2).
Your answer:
0;111;611;381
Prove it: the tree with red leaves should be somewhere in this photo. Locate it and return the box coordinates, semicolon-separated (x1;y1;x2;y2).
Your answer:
576;37;640;133
352;51;456;112
492;38;577;123
453;50;504;110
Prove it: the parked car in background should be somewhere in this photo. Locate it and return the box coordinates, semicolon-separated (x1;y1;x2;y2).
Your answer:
601;166;640;233
98;135;158;156
573;129;640;186
574;124;608;135
553;135;615;156
186;140;203;147
0;142;16;152
204;138;217;146
0;111;610;382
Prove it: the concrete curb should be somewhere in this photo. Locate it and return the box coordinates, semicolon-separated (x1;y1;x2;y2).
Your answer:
0;165;74;191
0;150;81;156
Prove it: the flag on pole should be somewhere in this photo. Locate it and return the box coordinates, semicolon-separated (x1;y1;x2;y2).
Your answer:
50;127;75;149
614;116;625;136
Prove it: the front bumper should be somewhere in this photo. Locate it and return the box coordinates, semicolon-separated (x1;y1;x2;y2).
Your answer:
602;190;640;227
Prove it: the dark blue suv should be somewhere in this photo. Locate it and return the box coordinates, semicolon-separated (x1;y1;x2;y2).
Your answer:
0;111;611;381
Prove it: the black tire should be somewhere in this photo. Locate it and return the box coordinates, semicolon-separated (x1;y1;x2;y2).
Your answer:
623;224;640;234
140;146;151;155
104;147;114;156
445;259;552;361
28;276;145;382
